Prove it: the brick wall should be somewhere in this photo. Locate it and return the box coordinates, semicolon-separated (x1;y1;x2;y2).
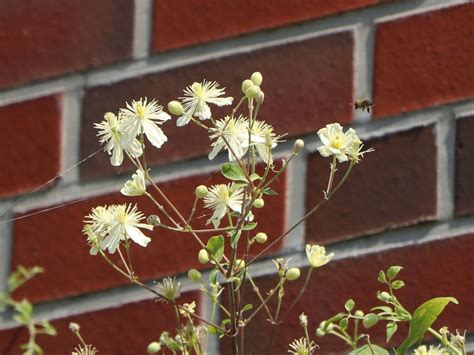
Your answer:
0;1;473;354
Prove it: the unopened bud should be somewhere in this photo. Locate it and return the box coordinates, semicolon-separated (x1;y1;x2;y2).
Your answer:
147;215;161;226
234;259;246;271
241;79;254;94
255;232;267;244
253;198;264;208
68;322;80;333
147;341;161;353
245;85;261;99
286;267;301;281
195;185;208;199
294;139;304;154
250;72;263;86
168;101;184;116
362;313;379;329
187;268;202;282
377;291;391;303
198;249;209;264
354;310;364;318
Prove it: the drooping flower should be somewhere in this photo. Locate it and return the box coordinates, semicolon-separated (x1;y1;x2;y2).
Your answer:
94;112;143;166
120;98;170;149
203;184;244;227
208;115;249;161
347;136;374;163
412;345;446;355
121;169;147;196
177;80;233;126
316;123;359;162
288;337;317;355
250;120;283;166
305;245;334;268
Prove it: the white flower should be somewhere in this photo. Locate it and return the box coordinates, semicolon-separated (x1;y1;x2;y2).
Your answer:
179;301;196;315
208;115;249;161
317;123;358;162
120;98;170;149
177;80;233;126
305;245;334;268
413;345;446;355
288;337;317;355
121;169;146;196
84;204;153;254
204;184;244;227
94;112;143;166
250;120;282;166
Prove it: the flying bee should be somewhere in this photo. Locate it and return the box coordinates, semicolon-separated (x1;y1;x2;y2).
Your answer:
354;98;374;113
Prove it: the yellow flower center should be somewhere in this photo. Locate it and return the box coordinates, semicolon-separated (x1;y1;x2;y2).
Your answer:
192;82;204;98
331;134;344;149
135;103;146;119
116;207;127;224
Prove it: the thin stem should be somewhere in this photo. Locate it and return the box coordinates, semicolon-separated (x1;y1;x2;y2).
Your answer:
282;267;313;320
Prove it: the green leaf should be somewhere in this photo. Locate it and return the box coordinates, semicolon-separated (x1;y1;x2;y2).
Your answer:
377;271;387;284
387;266;403;281
221;163;247;181
386;322;397;343
40;321;57;336
339;317;348;330
345;299;355;312
396;297;458;355
206;236;225;262
241;304;253;313
242;222;257;231
391;280;405;290
249;173;261;182
262;188;278;196
349;344;389;355
209;269;219;284
230;230;241;249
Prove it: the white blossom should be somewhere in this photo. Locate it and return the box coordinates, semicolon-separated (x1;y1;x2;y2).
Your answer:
305;244;334;268
121;169;147;196
208;115;249;161
317;123;358;163
204;184;244;227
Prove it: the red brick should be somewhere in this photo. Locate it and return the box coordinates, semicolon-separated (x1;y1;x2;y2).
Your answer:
0;292;198;354
373;3;474;118
0;96;61;198
152;0;377;52
12;168;286;303
81;32;353;180
226;234;474;354
455;115;474;216
0;0;133;90
306;126;437;244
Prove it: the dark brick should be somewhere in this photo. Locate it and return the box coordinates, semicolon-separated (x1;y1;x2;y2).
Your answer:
225;234;474;354
373;3;474;118
306;126;437;244
152;0;377;52
455;115;474;216
0;292;198;354
12;168;286;303
0;0;133;90
81;32;353;180
0;96;61;198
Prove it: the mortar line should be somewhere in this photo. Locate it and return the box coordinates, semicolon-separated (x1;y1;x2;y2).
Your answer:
133;0;153;59
0;211;13;296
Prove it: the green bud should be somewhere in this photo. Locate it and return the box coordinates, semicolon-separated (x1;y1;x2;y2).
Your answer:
377;291;391;302
147;341;161;353
168;101;184;116
316;328;325;337
250;71;263;86
245;85;261;99
294;139;304;154
253;198;264;208
198;249;209;264
195;185;208;199
362;313;379;329
234;259;245;271
286;267;301;281
241;79;254;94
255;232;267;244
354;310;364;318
187;269;202;282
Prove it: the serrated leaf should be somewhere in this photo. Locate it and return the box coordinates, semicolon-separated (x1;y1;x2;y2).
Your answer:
207;236;224;262
221;163;247;181
396;297;458;355
386;322;397;343
349;344;389;355
242;222;257;231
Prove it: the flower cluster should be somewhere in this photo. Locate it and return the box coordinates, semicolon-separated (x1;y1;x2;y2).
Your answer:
83;204;153;254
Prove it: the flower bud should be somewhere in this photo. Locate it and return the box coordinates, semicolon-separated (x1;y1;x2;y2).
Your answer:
198;249;209;264
168;101;184;116
245;85;261;99
294;139;304;154
187;268;202;282
377;291;391;303
255;232;267;244
253;198;264;208
195;185;208;199
68;322;80;333
147;215;161;226
362;313;379;329
286;267;301;281
354;310;364;318
241;79;254;94
250;71;263;86
234;259;246;271
147;341;161;353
